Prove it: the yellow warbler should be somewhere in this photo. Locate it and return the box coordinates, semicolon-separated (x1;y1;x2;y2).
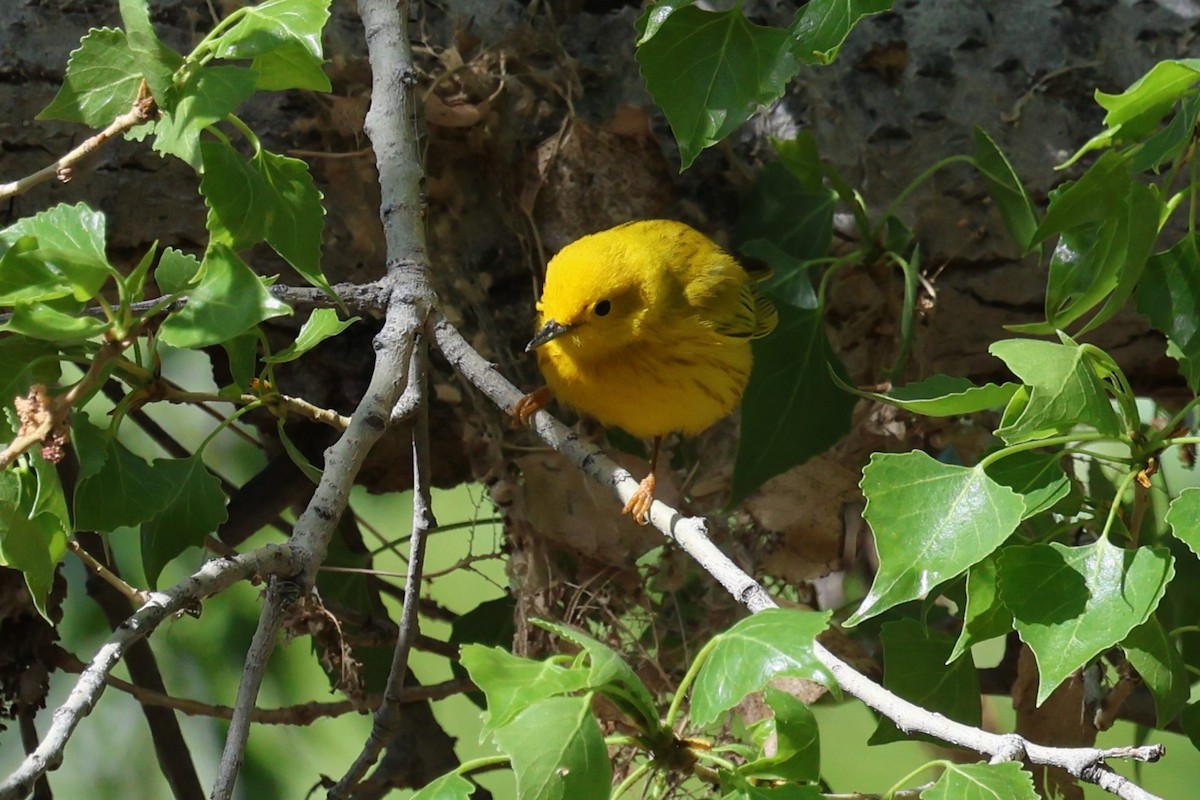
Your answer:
515;220;777;523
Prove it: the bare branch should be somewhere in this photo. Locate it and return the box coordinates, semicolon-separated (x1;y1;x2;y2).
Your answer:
211;578;295;800
429;314;1168;800
0;545;301;800
0;82;156;201
330;336;435;796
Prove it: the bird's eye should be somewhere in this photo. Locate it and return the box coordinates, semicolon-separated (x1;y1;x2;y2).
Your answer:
594;299;612;317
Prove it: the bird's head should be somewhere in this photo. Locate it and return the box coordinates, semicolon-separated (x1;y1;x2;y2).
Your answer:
526;228;661;360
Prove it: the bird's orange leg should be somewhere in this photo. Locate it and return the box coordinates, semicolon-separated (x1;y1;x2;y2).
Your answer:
622;436;661;525
512;386;553;428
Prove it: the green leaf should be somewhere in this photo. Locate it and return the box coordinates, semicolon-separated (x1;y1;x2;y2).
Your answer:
222;332;261;392
949;555;1013;662
123;243;157;307
989;339;1124;444
922;761;1038;800
459;645;591;736
276;419;323;483
118;0;184;103
212;0;331;60
531;619;658;729
636;4;797;169
997;539;1174;705
789;0;894;65
1130;92;1200;173
740;687;820;782
38;28;144;126
720;784;823;800
731;303;855;506
152;66;256;167
31;454;70;532
0;469;68;621
1097;59;1200;134
846;374;1018;417
0;302;109;343
973;128;1038;251
70;412;110;481
1032;151;1133;245
74;437;178;531
847;453;1024;625
155;247;202;296
0;203;114;302
252;40;331;91
1183;702;1200;751
0;338;56;435
199;141;331;295
0;238;75;306
140;456;228;588
492;695;611;800
158;244;292;349
410;773;475;800
1167;487;1200;560
263;309;357;363
733;161;836;274
869;618;981;744
1135;235;1200;391
1122;616;1188;727
1034;181;1158;333
691;608;832;727
984;451;1070;520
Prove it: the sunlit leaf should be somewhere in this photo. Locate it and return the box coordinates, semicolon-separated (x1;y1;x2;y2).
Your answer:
847;453;1024;625
691;608;832;726
997;539;1174;704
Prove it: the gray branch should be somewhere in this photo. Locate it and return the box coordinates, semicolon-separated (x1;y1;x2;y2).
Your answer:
0;545;301;800
210;578;295;800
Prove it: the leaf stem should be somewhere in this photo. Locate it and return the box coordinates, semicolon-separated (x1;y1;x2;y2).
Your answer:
1099;468;1140;542
226;114;262;154
881;761;943;799
882;155;975;227
977;432;1115;470
453;754;511;777
883;249;919;383
611;760;653;800
664;635;721;729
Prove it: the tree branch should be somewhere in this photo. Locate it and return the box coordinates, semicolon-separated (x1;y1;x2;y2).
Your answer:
330;336;435;796
211;578;295;800
0;82;156;201
429;315;1167;800
0;545;301;800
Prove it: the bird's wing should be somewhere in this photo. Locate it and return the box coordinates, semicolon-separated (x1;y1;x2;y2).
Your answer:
711;282;777;339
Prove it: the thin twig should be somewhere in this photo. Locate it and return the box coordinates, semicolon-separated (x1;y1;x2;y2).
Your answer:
211;578;295;800
0;82;157;201
67;539;149;606
330;336;435;796
429;314;1168;800
55;651;474;723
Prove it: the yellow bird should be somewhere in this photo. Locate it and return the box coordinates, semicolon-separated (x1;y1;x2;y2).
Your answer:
514;220;778;523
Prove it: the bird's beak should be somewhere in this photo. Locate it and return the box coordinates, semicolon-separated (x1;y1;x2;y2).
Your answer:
526;319;572;352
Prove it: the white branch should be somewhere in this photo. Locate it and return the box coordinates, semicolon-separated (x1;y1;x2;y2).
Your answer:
430;313;1167;800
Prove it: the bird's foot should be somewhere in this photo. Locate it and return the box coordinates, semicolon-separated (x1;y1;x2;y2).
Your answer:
512;386;552;429
621;473;657;525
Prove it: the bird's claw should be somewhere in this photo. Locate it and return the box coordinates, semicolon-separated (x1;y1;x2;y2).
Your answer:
621;473;657;525
512;386;552;429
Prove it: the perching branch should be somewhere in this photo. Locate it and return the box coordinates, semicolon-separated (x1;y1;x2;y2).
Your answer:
0;82;156;201
429;316;1167;800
